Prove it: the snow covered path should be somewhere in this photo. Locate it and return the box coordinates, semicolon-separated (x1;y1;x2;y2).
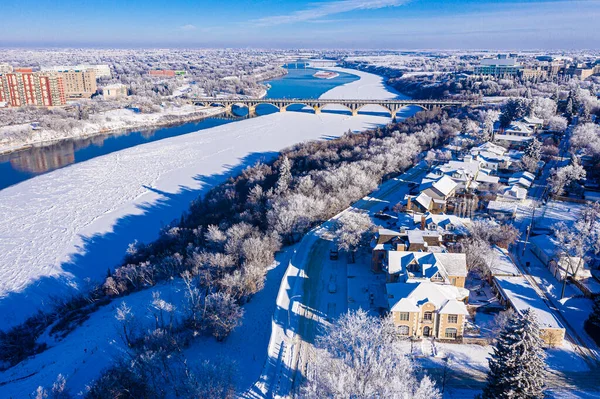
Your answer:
0;68;405;329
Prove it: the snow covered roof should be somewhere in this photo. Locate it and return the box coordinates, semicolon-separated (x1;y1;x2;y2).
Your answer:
475;171;500;184
503;185;527;200
415;192;433;210
472;142;507;156
387;251;467;278
419;175;458;198
439;299;469;315
387;281;469;314
487;246;521;276
494;276;564;330
495;134;533;143
488;200;517;214
413;213;470;235
523;116;544;125
505;122;533;135
508;176;534;189
432;175;458;196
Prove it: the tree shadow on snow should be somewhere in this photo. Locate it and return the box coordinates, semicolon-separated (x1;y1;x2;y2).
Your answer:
0;150;279;329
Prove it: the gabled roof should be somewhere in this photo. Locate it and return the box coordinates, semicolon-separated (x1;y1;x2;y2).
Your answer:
387;251;468;278
415;192;433;210
387;281;469;314
472;142;507;156
432;175;458;197
439;299;470;315
523;115;544;125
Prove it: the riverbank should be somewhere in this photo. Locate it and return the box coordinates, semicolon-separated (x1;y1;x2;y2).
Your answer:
0;105;225;156
0;66;410;332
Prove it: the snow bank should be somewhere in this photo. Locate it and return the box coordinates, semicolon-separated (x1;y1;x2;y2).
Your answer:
0;67;407;330
0;105;222;154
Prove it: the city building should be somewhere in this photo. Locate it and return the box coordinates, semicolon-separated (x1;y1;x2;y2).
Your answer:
58;69;97;99
102;83;128;99
149;70;176;77
474;57;522;77
0;71;66;107
42;64;111;79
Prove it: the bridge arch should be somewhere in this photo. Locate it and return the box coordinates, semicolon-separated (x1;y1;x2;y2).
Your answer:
318;102;355;115
356;103;394;117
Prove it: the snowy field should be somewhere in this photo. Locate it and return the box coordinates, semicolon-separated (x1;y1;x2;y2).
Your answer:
0;67;406;329
0;66;411;396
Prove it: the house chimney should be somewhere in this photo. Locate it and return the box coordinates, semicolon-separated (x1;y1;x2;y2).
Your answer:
420;215;426;230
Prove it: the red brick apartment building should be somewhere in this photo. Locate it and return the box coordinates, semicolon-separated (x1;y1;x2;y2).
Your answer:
0;72;66;107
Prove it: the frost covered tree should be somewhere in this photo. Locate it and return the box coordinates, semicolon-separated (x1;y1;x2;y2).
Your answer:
479;109;500;141
529;97;557;123
499;98;530;128
334;210;373;262
520;138;542;173
480;309;547;399
547;115;568;133
275;155;292;195
547;161;586;196
302;310;440;399
552;202;600;299
571;123;600;158
204;291;244;341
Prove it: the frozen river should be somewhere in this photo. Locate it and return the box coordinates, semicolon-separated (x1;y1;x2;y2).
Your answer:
0;67;419;329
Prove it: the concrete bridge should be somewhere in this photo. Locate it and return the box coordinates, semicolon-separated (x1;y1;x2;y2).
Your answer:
192;98;468;118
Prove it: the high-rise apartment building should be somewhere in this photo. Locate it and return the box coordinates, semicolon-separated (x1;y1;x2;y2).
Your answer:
42;64;111;78
58;69;97;99
0;72;66;107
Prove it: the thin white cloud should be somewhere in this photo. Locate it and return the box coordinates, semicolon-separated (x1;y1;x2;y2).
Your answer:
179;24;197;31
254;0;409;26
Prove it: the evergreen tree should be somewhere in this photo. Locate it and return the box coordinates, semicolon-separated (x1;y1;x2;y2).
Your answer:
480;309;547;399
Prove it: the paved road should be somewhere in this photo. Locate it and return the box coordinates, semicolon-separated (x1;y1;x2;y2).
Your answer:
244;163;427;398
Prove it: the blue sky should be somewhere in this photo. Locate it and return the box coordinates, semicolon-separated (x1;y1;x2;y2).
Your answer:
0;0;598;48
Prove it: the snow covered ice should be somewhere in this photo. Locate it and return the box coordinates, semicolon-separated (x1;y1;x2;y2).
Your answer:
0;67;412;329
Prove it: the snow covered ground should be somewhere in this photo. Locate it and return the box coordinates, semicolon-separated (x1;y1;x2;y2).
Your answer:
0;67;406;329
0;66;410;396
0;105;224;154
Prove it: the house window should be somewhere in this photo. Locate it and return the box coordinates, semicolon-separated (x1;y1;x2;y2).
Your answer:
398;325;410;336
448;314;458;324
399;312;410;321
423;312;433;321
445;328;458;339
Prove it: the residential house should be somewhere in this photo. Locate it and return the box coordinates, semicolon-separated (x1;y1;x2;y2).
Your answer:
493;276;565;346
504;121;534;137
425;156;500;192
508;171;535;189
522;116;544;131
412;213;470;244
501;185;527;201
385;251;468;287
387;281;469;340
